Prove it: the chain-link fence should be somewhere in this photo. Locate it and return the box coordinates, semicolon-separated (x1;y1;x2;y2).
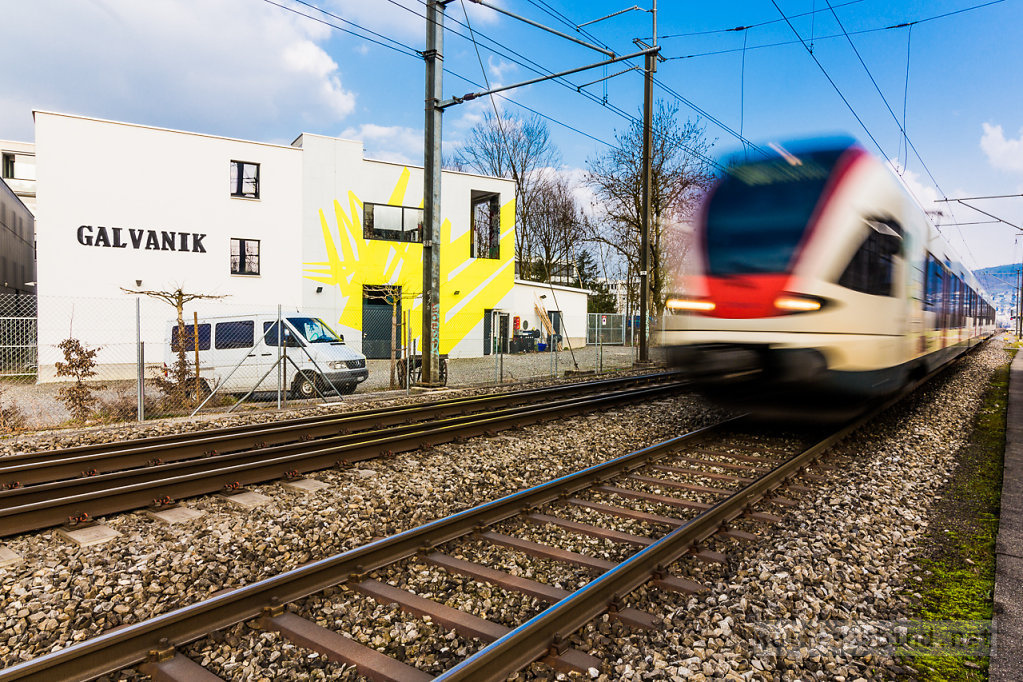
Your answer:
0;294;644;432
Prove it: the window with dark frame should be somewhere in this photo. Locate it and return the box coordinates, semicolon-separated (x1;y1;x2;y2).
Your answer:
230;161;260;199
363;203;423;243
470;191;500;259
214;321;255;349
170;324;211;352
1;154;13;179
837;218;902;297
230;238;260;276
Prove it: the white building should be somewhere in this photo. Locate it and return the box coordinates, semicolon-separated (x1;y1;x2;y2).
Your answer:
27;111;587;381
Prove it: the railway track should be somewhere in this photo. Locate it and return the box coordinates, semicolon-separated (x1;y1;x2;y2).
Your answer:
2;349;983;681
0;372;686;537
0;406;859;681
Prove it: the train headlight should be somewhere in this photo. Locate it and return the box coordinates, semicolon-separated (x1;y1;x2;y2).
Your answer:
774;294;823;313
666;297;716;313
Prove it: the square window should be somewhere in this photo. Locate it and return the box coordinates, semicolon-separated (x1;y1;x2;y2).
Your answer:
363;202;423;243
230;160;260;199
230;238;260;275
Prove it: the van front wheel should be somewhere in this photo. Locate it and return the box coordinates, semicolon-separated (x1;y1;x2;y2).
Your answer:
292;373;320;400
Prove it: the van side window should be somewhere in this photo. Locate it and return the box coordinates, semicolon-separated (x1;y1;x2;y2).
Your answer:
263;321;301;347
215;321;254;349
171;324;211;352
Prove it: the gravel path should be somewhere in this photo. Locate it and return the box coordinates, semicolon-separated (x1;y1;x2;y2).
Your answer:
0;341;1004;680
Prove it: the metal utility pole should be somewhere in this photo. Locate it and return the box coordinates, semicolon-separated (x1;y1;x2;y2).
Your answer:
421;0;447;386
1010;263;1018;337
638;0;656;365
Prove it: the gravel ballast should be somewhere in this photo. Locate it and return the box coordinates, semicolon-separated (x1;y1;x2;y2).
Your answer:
0;392;723;669
0;342;1007;680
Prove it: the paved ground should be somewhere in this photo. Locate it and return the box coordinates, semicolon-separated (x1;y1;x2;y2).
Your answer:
992;350;1023;681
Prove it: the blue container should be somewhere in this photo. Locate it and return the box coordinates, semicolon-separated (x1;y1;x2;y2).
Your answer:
538;342;548;352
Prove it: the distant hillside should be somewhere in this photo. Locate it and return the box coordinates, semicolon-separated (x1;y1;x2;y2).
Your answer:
974;264;1019;318
975;264;1018;298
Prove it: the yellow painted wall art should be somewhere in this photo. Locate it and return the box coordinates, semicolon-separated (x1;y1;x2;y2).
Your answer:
303;167;516;354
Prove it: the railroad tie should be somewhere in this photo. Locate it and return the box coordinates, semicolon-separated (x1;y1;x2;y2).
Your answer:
353;579;602;673
139;653;226;682
523;512;656;548
263;612;431;682
563;497;683;528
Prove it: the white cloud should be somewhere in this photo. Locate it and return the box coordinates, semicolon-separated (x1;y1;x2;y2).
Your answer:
340;123;423;165
0;0;356;141
487;56;516;82
981;122;1023;173
893;163;945;219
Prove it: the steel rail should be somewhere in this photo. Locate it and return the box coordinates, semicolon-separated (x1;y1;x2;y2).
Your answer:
1;378;687;490
0;419;737;682
0;383;686;537
434;341;990;680
1;372;680;483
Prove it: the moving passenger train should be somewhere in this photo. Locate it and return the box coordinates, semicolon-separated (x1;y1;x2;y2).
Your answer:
660;138;995;412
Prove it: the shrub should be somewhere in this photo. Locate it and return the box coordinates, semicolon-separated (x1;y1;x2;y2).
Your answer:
0;383;25;434
54;337;102;423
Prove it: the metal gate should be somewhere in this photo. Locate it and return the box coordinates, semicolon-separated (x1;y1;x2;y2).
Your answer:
587;312;625;345
0;292;36;378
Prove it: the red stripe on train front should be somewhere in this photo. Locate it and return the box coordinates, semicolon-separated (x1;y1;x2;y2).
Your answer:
703;274;791;319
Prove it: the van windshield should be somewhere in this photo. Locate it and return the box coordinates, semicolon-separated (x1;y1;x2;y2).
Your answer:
287;317;342;344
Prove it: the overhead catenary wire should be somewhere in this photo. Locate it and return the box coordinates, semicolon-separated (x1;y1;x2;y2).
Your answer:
664;0;1008;61
824;0;945;195
260;0;421;58
658;0;866;39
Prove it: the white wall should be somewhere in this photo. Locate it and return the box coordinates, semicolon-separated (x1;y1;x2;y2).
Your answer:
35;112;303;379
511;279;589;348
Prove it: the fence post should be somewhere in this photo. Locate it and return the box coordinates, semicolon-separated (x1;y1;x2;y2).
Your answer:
136;297;144;422
277;304;283;409
597;312;602;374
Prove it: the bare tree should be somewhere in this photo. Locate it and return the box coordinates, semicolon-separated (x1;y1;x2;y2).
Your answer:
449;111;559;280
530;175;583;284
585;101;715;313
122;287;227;406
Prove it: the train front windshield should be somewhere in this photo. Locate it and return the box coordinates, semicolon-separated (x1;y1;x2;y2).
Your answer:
705;148;845;275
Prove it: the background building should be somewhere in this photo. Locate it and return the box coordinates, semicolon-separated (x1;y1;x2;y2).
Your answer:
0;175;35;296
0;140;36;214
30;111;534;380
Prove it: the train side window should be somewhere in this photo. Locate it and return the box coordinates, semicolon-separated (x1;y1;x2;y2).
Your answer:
837;218;902;296
924;254;943;323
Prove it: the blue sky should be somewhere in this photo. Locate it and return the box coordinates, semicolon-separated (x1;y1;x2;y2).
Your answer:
3;0;1022;269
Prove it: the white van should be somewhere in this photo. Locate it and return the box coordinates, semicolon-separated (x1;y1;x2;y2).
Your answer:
164;313;368;398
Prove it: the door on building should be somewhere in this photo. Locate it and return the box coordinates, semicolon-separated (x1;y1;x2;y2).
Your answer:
483;308;493;356
497;313;510;354
363;286;401;360
547;310;562;346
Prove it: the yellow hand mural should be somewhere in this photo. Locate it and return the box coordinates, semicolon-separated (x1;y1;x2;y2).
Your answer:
303;167;515;354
